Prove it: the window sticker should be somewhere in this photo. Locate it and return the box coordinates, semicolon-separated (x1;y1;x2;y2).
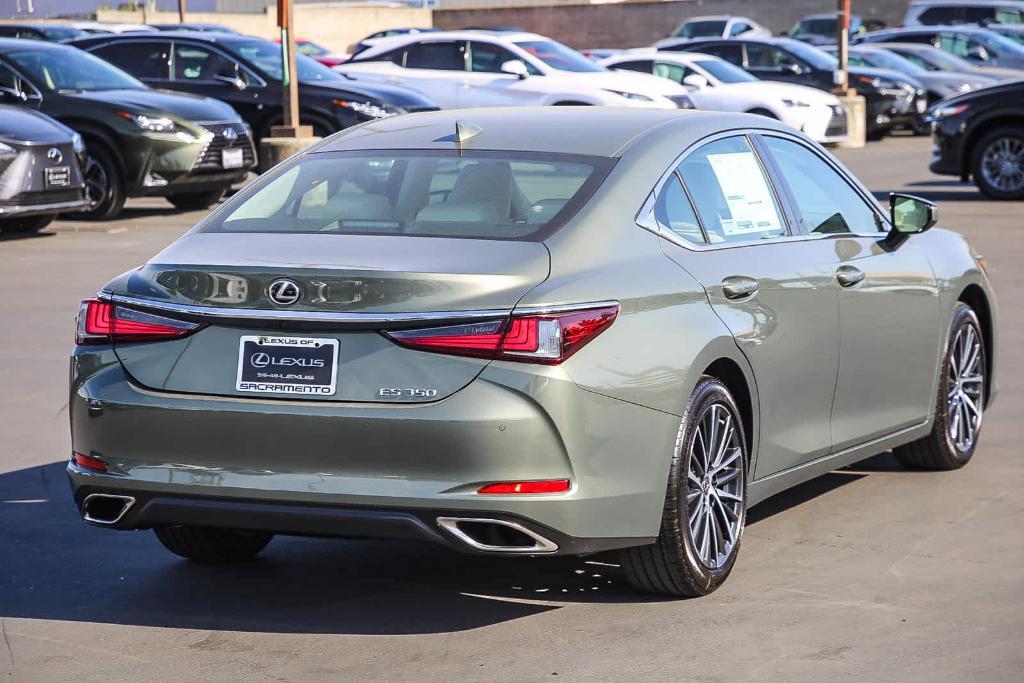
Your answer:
706;152;783;236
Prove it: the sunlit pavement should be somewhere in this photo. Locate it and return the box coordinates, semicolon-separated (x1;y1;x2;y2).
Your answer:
1;134;1021;680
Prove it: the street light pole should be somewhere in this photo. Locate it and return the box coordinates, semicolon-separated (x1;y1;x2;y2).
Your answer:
836;0;851;95
274;0;306;136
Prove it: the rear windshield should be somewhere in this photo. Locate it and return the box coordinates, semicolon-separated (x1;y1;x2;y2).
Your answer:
202;150;613;241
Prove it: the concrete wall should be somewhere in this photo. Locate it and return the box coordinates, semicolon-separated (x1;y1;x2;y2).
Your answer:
434;0;912;49
91;5;432;53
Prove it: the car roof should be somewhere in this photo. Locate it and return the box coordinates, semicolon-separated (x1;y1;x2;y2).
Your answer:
0;37;73;51
682;15;745;22
318;107;791;158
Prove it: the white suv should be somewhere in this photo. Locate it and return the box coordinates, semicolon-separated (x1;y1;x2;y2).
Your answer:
338;31;694;109
903;1;1024;26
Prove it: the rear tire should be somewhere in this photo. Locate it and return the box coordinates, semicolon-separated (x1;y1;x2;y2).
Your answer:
620;377;748;597
154;525;273;563
971;126;1024;200
167;189;225;211
894;303;986;470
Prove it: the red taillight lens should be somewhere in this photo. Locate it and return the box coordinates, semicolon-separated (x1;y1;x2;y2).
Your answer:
72;451;107;472
477;479;570;495
384;304;618;365
76;299;201;345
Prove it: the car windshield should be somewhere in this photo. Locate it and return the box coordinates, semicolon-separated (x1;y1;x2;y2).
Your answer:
974;30;1024;55
297;40;330;57
41;26;87;42
673;20;727;38
512;40;604;72
203;150;612;241
231;39;343;82
783;40;839;69
859;48;927;74
992;27;1024;45
903;46;973;71
791;18;835;36
694;58;757;83
4;45;146;91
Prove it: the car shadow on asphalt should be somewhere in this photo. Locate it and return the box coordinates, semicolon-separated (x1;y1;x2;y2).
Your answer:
0;229;57;242
1;460;869;634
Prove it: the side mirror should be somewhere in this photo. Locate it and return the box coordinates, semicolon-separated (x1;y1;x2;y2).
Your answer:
215;63;247;90
782;62;804;75
0;86;26;102
500;59;529;79
682;73;709;89
886;192;936;246
966;45;989;62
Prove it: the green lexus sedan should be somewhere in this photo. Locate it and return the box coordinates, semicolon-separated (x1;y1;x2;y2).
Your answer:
68;108;997;596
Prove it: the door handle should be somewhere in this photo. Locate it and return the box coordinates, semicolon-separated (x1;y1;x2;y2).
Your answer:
835;265;865;288
722;277;759;300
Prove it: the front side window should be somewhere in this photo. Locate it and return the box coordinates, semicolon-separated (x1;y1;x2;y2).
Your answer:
762;136;882;234
653;61;688;83
469;41;540;74
93;42;171;80
4;45;146;91
405;41;466;70
695;43;743;63
678;136;786;244
204;151;612;241
173;44;235;82
611;59;653;74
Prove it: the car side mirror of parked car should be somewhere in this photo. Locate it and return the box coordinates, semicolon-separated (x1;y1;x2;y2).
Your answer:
886;193;937;247
0;85;27;103
782;62;804;75
214;62;247;91
682;73;709;89
966;46;989;62
500;60;530;79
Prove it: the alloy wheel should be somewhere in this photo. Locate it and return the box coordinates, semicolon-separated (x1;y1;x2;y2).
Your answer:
83;155;110;211
980;136;1024;194
686;402;744;569
947;322;985;453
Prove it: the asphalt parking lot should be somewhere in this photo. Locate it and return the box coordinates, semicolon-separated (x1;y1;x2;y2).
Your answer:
1;133;1021;680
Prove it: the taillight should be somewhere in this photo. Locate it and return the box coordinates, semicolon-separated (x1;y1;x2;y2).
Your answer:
76;299;200;345
383;304;618;365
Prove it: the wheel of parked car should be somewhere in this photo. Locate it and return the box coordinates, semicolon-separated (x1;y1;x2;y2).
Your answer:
620;377;747;597
167;189;225;211
894;303;986;470
154;525;274;563
0;215;54;233
78;145;125;221
971;126;1024;200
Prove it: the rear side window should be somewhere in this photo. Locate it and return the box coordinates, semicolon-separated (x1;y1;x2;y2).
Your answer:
405;41;466;70
204;151;613;241
678;136;786;244
611;59;653;74
92;42;171;80
919;7;959;24
691;43;743;63
655;175;705;245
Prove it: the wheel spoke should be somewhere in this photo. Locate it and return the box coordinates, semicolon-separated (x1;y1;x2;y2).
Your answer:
689;495;705;528
714;488;743;505
714;468;741;487
711;494;737;545
961;392;980;419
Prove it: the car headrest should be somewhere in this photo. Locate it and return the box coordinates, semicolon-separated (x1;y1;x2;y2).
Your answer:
412;202;499;226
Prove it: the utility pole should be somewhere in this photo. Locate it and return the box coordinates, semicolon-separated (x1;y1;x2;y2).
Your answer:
835;0;851;95
260;0;318;172
178;0;186;24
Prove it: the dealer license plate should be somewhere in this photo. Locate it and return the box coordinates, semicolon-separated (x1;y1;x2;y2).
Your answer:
222;148;245;169
236;335;338;396
45;166;70;188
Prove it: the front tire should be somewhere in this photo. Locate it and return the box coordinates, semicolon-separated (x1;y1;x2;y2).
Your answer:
971;126;1024;200
620;377;748;597
894;302;986;470
154;525;273;563
167;189;225;211
76;144;125;221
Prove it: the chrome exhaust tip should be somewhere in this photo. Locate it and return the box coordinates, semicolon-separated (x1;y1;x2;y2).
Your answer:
81;493;135;526
436;517;558;554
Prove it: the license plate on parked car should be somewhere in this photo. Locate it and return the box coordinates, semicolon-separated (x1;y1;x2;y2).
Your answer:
236;335;339;396
222;148;245;169
45;166;70;188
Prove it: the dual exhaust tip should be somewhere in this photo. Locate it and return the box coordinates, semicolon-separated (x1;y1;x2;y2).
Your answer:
79;495;558;554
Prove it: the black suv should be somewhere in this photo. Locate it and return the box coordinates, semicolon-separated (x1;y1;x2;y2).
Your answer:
928;80;1024;199
0;39;255;219
659;37;929;137
71;32;439;140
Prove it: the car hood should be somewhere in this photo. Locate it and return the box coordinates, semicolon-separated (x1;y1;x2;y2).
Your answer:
64;88;240;121
552;69;689;97
721;80;840;105
303;78;438;110
930;78;1024;108
849;66;924;89
916;70;996;94
0;104;75;143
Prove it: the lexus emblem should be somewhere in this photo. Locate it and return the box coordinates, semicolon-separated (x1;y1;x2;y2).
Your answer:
250;352;270;368
267;279;301;306
46;147;62;164
223;127;238;143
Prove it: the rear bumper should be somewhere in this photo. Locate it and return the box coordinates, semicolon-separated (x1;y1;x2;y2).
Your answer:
68;351;678;549
68;484;649;555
